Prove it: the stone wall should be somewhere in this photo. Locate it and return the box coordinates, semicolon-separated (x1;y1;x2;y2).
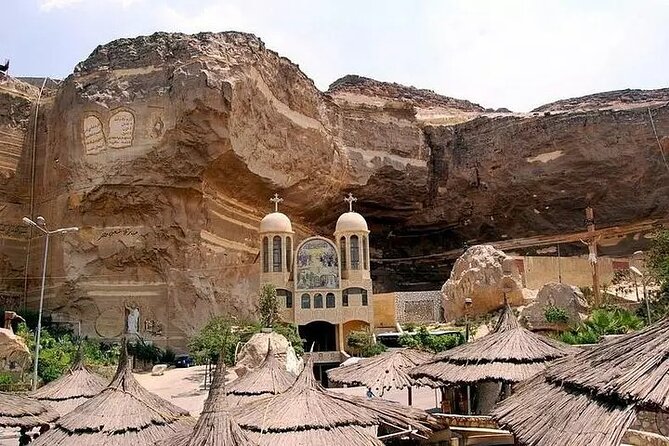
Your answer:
514;255;626;289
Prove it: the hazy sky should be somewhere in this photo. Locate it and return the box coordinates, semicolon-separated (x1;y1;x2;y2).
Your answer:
2;0;668;111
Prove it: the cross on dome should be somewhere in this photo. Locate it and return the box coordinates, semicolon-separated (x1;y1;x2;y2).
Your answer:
344;193;357;212
270;193;284;212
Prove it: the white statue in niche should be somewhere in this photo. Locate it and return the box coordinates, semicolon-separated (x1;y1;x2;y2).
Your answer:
126;306;140;335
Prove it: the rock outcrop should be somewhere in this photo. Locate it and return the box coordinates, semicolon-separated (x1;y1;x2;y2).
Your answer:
235;331;301;375
521;282;589;329
441;245;524;320
0;31;667;347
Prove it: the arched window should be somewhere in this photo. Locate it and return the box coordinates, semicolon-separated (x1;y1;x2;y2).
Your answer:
326;293;335;308
314;293;323;308
363;236;368;270
273;236;282;272
339;237;347;270
362;289;368;306
286;237;292;272
262;237;269;273
350;235;360;270
301;293;311;309
277;289;293;308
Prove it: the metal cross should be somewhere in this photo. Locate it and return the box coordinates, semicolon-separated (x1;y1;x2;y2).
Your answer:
270;193;283;212
344;193;357;212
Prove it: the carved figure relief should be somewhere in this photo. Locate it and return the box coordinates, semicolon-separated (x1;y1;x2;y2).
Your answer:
125;305;140;334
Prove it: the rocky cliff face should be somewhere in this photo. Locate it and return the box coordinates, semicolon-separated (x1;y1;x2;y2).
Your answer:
1;31;668;347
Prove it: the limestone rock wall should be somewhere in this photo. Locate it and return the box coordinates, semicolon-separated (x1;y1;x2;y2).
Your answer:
0;31;668;348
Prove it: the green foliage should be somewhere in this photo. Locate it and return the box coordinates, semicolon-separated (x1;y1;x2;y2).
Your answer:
401;322;418;332
557;307;644;345
161;348;176;364
128;341;163;364
346;330;386;357
0;372;13;386
16;323;119;384
259;283;279;328
188;317;239;365
399;326;463;353
544;305;569;323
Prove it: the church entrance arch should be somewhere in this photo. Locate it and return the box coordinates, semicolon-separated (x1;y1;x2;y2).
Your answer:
299;321;336;352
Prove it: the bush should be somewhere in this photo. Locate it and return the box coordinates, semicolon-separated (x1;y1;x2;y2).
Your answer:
346;330;386;357
557;307;644;345
544;305;569;323
16;323;119;383
399;326;463;353
188;317;240;365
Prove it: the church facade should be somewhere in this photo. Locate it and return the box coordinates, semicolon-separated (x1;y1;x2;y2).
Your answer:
259;194;374;353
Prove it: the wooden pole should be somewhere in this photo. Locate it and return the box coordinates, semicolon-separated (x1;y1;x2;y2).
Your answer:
585;207;601;307
408;386;413;406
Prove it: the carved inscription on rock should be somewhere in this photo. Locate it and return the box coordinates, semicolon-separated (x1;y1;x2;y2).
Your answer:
83;115;106;154
108;110;135;148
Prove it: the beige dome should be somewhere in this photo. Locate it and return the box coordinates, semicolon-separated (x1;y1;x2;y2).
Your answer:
259;212;293;233
335;212;368;233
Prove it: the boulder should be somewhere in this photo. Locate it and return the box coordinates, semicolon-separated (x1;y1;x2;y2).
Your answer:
235;331;301;374
0;327;30;371
521;282;589;329
441;245;523;321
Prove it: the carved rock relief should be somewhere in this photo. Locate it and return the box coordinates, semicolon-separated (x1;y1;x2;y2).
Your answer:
82;109;136;154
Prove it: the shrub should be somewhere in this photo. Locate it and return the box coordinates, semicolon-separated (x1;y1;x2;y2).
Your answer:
399;326;463;353
544;305;569;323
346;330;385;357
557;307;644;345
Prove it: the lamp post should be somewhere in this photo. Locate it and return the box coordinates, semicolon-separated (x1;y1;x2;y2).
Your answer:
22;216;79;391
464;297;473;415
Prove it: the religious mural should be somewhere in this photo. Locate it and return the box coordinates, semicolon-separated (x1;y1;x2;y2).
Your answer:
296;238;339;290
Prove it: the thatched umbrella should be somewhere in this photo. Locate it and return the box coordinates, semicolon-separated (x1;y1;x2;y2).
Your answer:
410;305;577;385
0;392;58;429
327;348;433;404
493;318;669;446
30;350;108;415
164;358;256;446
32;342;193;446
233;354;437;446
226;341;296;408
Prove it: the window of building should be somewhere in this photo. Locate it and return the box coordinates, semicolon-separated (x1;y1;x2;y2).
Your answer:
342;291;349;307
314;293;323;308
286;237;292;272
350;235;360;270
363;236;368;270
339;237;347;270
362;289;368;306
326;293;335;308
273;236;282;272
301;293;311;309
277;289;293;309
262;237;269;273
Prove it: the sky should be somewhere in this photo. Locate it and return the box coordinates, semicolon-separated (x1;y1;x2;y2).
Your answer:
1;0;668;111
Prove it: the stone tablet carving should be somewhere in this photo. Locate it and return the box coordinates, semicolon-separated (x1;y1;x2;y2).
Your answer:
108;110;135;148
82;115;106;154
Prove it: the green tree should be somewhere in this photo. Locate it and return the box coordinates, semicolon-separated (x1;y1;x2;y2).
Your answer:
188;317;241;365
648;230;669;290
259;283;279;328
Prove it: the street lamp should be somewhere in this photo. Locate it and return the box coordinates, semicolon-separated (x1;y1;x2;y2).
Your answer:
23;216;79;391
